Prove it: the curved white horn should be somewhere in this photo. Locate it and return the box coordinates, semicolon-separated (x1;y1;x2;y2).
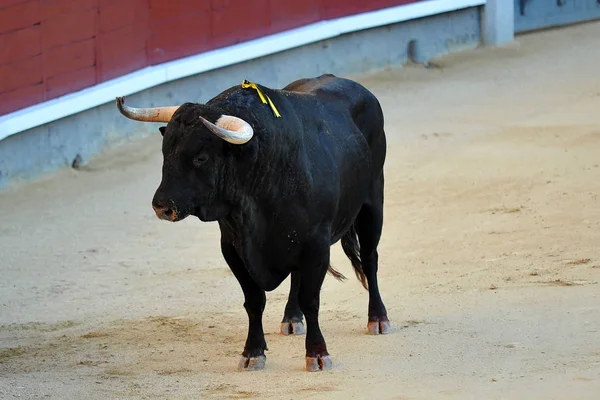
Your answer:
116;96;180;123
199;115;254;144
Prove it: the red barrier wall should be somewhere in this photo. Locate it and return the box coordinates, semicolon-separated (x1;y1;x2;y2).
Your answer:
0;0;421;116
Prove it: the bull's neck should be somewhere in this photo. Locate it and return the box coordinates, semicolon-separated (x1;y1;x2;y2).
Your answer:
241;131;297;200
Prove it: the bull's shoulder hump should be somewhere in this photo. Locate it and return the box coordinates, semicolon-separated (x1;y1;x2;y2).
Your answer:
282;74;338;93
285;76;375;102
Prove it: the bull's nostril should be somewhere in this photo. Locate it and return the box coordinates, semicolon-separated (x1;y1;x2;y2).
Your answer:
152;199;177;221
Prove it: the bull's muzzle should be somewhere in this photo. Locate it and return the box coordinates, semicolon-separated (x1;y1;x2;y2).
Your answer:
152;202;177;222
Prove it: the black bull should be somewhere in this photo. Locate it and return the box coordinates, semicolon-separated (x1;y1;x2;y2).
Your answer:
116;74;390;372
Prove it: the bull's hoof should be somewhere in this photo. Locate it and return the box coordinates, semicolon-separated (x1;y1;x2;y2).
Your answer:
305;355;332;372
238;355;266;371
280;320;305;335
367;319;391;335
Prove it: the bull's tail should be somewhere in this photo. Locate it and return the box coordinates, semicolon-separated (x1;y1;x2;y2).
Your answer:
327;264;347;282
337;223;368;290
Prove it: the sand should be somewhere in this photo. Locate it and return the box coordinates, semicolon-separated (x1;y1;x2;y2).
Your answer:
1;21;599;400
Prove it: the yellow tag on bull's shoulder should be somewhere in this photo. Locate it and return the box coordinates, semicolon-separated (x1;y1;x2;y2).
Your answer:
241;80;281;118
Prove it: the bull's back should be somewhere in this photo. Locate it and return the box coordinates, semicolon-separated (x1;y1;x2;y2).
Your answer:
284;74;386;174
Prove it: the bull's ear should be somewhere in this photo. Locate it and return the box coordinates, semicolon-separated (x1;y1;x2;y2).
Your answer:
159;126;166;136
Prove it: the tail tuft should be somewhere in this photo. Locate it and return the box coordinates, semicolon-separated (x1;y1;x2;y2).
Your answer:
341;224;368;290
327;264;347;282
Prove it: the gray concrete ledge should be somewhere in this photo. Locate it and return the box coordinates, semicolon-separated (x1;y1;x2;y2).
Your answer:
515;0;600;33
0;7;482;191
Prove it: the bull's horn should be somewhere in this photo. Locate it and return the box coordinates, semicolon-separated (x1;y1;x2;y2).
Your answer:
199;115;254;145
116;97;180;123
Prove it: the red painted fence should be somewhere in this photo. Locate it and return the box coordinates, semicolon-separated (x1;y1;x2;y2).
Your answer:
0;0;420;116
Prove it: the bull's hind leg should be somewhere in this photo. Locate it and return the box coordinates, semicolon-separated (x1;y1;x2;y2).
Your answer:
221;241;268;370
280;271;306;335
299;234;333;371
355;174;390;334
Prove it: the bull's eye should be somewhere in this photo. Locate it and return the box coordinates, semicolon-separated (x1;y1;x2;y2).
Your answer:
193;154;209;167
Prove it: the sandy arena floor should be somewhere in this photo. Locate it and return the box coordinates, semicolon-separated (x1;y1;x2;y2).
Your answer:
1;22;599;400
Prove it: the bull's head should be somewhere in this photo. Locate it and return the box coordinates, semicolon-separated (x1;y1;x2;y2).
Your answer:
116;97;254;222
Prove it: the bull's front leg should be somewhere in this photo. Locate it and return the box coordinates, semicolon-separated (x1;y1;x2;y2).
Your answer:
298;238;332;372
280;271;305;335
221;241;267;371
